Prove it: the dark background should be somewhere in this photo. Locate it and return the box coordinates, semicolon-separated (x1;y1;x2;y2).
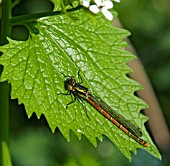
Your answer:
8;0;170;165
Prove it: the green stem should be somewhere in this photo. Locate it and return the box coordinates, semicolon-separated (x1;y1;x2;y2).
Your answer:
10;5;83;26
0;0;12;165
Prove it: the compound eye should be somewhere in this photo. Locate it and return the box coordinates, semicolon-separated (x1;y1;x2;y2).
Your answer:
67;85;73;91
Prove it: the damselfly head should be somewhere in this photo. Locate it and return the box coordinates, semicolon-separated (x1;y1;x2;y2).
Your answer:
64;77;76;91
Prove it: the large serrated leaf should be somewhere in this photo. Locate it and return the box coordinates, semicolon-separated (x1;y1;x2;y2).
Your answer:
0;10;161;160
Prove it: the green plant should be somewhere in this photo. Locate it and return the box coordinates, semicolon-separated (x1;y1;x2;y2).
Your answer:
0;0;161;165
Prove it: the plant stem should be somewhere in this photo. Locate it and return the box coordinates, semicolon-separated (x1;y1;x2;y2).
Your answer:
10;6;83;26
0;0;12;165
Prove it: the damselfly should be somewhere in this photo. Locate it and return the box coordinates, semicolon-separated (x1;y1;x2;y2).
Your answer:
61;72;149;147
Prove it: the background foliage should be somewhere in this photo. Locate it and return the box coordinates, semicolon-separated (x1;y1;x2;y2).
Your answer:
1;0;169;165
116;0;170;128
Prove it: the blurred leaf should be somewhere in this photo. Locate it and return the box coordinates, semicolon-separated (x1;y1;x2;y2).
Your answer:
80;155;101;166
2;142;12;166
11;128;54;166
64;155;101;166
0;9;160;160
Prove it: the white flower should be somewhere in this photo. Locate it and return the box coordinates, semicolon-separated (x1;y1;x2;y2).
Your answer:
89;0;114;21
80;0;90;7
114;0;120;2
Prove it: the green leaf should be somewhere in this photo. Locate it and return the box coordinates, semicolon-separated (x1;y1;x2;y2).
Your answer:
50;0;62;11
0;10;161;160
50;0;79;11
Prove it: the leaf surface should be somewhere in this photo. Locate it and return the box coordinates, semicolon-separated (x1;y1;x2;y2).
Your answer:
0;10;161;160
